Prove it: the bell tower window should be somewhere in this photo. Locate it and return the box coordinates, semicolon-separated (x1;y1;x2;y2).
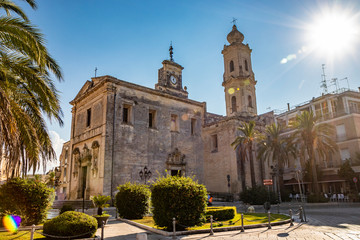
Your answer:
229;60;234;72
248;95;253;108
231;96;237;113
245;60;248;71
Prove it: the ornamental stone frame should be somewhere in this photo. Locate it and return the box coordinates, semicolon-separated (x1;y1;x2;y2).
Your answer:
166;148;186;176
91;141;100;177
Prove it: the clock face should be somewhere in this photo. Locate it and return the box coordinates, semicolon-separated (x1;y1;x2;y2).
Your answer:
170;75;177;85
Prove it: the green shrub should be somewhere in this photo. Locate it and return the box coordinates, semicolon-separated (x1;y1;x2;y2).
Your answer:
240;185;277;205
151;175;207;230
205;206;236;221
307;194;329;203
116;182;151;219
43;211;97;239
90;194;111;216
60;205;75;215
0;178;54;225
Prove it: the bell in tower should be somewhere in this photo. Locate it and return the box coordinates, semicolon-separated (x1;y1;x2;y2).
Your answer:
222;24;257;117
155;43;188;98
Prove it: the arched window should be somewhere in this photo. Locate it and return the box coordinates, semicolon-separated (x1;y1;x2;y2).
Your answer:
245;60;248;71
231;96;237;113
248;95;253;108
229;60;234;72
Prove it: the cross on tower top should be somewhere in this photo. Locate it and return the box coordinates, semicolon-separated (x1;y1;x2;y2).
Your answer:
231;17;237;26
169;41;174;61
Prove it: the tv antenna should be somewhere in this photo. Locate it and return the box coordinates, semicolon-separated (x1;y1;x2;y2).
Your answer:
320;64;328;94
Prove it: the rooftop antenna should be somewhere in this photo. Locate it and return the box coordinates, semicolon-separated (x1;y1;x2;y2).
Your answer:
320;64;328;94
95;67;98;78
340;77;350;90
169;41;174;62
331;78;339;93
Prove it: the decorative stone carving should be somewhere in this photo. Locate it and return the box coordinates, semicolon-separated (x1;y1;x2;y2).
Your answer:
72;148;80;179
166;148;186;166
91;141;100;177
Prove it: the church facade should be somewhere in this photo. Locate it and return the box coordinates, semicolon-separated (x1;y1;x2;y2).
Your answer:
58;25;274;200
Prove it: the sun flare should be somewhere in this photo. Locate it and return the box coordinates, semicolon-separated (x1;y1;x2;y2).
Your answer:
306;6;359;58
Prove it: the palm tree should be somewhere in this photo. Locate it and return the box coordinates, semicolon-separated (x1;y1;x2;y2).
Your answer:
231;120;259;188
0;0;63;176
257;123;296;201
290;111;337;194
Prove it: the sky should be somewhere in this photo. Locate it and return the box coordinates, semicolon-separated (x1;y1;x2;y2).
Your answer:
18;0;360;169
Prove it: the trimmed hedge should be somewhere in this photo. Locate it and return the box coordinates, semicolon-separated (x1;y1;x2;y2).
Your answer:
205;206;236;221
151;175;207;230
115;182;151;219
0;178;54;225
43;211;97;239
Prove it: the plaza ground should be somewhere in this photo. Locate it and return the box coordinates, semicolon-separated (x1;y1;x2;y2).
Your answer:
96;202;360;240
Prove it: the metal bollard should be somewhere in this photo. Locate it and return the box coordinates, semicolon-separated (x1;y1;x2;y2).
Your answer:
289;209;294;226
210;215;214;235
30;224;35;240
240;213;244;232
277;203;280;214
299;207;304;222
101;221;105;240
267;211;271;229
172;217;176;240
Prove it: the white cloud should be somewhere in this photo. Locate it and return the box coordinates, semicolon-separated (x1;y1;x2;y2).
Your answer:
49;130;66;161
298;79;305;89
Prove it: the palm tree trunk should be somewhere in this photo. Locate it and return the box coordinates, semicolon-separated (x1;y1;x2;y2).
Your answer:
249;144;256;188
236;146;246;191
309;147;320;194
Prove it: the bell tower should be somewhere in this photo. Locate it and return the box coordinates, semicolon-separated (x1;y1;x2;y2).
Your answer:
155;44;188;98
222;24;257;117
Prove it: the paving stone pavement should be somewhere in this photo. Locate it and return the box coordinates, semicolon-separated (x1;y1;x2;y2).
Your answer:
97;203;360;240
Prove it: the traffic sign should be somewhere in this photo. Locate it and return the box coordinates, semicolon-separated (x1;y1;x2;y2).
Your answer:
353;177;358;183
263;179;273;185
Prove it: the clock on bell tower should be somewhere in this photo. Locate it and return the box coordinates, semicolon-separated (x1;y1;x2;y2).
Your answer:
155;44;188;98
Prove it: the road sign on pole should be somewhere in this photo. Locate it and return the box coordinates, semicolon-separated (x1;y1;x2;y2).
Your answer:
353;177;358;183
263;179;273;186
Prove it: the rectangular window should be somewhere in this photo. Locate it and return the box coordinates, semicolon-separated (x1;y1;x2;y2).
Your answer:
191;118;196;135
122;105;131;123
63;168;67;182
86;108;91;127
211;134;218;152
170;114;178;131
340;148;350;161
149;110;156;128
336;124;346;141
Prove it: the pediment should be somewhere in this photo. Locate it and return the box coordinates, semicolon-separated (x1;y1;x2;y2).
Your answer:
72;80;93;102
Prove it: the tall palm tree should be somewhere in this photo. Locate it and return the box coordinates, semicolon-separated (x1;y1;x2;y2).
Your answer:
231;120;259;188
0;0;63;176
257;123;296;201
290;111;337;194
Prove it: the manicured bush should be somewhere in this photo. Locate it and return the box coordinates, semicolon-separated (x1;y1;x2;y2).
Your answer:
205;206;236;221
151;175;207;230
0;178;54;225
307;194;329;203
240;185;277;205
43;211;97;239
60;204;75;215
115;182;151;219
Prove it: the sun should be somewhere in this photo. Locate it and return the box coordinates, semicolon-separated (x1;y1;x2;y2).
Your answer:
306;6;359;59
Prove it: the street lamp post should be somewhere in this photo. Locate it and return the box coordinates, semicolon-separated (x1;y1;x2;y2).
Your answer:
139;166;152;184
